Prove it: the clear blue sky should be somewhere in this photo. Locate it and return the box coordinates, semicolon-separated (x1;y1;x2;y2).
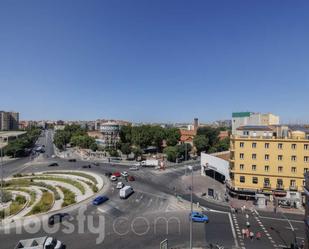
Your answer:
0;0;308;123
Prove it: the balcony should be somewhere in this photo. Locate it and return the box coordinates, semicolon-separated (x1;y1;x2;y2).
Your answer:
263;183;271;189
289;185;298;191
276;184;284;190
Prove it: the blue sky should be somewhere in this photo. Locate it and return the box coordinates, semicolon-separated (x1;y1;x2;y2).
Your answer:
0;0;308;123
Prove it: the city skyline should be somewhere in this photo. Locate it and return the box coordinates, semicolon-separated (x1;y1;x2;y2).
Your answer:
1;1;308;123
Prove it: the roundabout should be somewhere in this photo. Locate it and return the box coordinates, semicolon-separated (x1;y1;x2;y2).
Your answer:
0;170;106;226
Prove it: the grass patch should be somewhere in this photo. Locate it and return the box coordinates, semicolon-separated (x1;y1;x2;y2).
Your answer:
79;179;98;193
44;171;98;185
9;195;27;216
6;179;60;200
58;186;76;207
5;188;36;206
27;191;53;215
33;176;85;195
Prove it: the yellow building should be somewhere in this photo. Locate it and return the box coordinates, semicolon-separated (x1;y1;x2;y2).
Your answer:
228;125;309;203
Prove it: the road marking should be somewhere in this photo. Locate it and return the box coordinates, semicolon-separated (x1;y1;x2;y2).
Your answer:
259;216;303;223
228;212;239;248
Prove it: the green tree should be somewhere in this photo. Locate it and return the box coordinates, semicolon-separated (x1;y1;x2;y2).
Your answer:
196;127;219;148
151;126;165;151
176;143;192;160
120;143;131;157
163;146;177;162
132;146;143;159
119;125;132;144
165;128;181;146
193;135;209;155
215;137;230;152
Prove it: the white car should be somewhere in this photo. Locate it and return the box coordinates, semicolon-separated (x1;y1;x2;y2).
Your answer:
110;175;117;181
116;182;124;189
121;171;128;177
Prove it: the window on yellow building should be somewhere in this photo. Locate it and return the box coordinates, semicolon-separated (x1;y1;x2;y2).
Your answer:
240;142;244;148
240;153;244;159
240;176;245;183
277;179;283;188
265;154;269;161
304;168;308;173
252;143;257;148
278;166;283;173
290;179;296;187
291;156;297;162
265;143;269;149
291;167;296;173
252;177;258;184
304;144;309;150
252;154;257;160
278;155;283;161
240;164;244;170
291;144;296;150
265;165;269;172
264;178;270;187
278;143;283;149
252;165;256;171
304;156;309;162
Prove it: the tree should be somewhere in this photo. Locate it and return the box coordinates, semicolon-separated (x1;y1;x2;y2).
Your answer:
165;128;181;146
163;146;177;162
196;127;219;148
215;137;230;152
132;146;143;159
176;143;192;160
193;135;209;155
120;143;131;157
119;125;132;144
151;126;165;151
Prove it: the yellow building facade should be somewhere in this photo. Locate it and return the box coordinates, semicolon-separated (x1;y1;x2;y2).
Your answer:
229;135;309;198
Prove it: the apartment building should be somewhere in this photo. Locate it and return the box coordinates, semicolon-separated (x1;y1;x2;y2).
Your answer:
305;172;309;248
228;125;309;206
0;111;19;131
232;112;279;135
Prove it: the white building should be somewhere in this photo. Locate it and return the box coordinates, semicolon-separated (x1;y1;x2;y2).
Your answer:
232;112;279;135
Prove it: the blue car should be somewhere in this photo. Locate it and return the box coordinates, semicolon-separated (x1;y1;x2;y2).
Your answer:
92;196;109;205
190;211;209;223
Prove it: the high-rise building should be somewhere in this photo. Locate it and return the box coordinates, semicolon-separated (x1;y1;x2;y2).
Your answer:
232;112;280;135
228;125;309;206
0;111;19;131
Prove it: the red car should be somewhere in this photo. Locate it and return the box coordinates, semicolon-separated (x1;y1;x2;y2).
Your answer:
128;175;135;181
113;171;121;177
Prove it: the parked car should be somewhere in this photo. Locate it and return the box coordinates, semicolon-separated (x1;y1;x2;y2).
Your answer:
68;158;76;162
82;164;91;168
48;213;70;225
92;195;109;205
190;211;209;223
113;171;121;177
121;171;128;177
129;166;139;171
93;162;99;166
116;182;124;189
110;175;117;181
128;175;135;181
48;162;59;167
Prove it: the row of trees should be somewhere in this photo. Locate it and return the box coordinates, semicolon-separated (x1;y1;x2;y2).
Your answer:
193;127;230;154
53;124;97;151
119;125;181;152
3;128;42;157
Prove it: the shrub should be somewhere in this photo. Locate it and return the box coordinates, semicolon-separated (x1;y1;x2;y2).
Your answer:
28;191;53;215
58;186;76;207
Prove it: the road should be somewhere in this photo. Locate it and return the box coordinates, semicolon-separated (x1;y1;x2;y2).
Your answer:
0;130;306;249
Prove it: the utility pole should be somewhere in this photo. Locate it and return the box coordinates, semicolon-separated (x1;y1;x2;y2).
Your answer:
0;137;4;205
188;165;193;249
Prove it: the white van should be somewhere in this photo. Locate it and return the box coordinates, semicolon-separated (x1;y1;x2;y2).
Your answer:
116;182;124;189
119;186;134;199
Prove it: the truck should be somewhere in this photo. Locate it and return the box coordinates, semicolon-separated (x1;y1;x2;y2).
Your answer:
141;159;159;167
119;186;134;199
15;236;66;249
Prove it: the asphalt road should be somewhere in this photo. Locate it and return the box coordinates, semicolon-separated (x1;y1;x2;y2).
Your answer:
0;130;306;249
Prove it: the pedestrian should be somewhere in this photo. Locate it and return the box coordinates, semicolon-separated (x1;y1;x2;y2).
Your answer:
245;213;249;219
250;231;254;240
246;221;250;228
242;228;246;239
256;232;261;240
245;228;249;238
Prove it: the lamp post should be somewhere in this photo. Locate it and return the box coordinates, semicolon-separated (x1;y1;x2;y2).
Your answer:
0;137;4;205
188;165;193;249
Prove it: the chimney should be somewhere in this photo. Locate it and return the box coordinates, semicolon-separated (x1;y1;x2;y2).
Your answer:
193;118;199;130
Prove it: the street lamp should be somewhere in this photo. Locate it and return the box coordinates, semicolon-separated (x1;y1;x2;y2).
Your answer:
188;165;193;249
0;137;4;205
